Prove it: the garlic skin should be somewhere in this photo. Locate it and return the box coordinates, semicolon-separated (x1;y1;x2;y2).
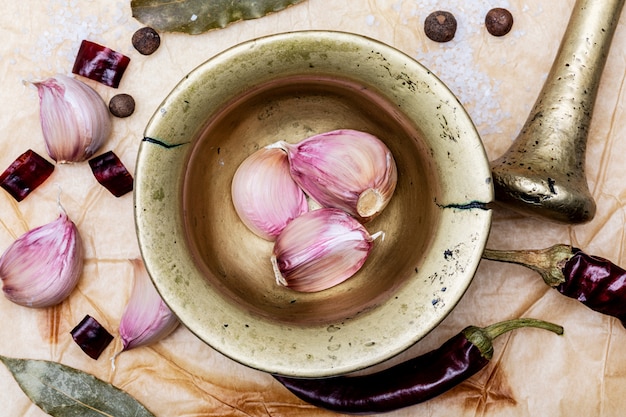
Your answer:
34;74;111;163
119;259;179;351
275;129;398;223
232;146;308;241
0;211;83;308
271;208;383;292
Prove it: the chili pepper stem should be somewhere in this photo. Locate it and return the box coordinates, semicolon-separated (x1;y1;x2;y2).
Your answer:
464;318;564;360
482;244;575;287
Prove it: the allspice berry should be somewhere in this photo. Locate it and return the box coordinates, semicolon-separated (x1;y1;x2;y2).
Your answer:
485;8;514;37
424;11;457;43
132;27;161;55
109;94;135;118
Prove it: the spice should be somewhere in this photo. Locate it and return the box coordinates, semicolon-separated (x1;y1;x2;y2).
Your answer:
0;149;54;202
485;8;514;37
271;208;383;292
72;40;131;88
0;207;83;308
70;315;114;360
0;355;156;416
33;75;112;163
273;129;397;223
88;151;134;197
109;93;136;118
424;11;457;43
132;27;161;55
117;259;179;352
275;318;563;414
482;244;626;326
231;146;308;241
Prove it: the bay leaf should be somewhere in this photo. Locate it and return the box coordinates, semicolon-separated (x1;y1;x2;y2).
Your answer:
0;355;155;417
131;0;307;35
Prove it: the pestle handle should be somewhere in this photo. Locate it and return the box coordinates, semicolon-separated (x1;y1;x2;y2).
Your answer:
491;0;625;224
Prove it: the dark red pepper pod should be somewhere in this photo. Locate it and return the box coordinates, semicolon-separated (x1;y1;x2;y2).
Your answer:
559;251;626;326
70;315;114;360
0;149;54;202
274;318;563;415
72;40;130;88
88;151;133;197
483;244;626;327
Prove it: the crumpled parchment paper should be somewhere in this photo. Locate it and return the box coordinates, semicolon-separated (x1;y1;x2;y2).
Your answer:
2;0;626;416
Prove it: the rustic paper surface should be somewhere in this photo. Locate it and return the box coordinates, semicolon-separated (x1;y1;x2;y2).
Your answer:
2;0;626;416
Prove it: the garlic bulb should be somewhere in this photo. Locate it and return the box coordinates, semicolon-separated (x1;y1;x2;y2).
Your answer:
118;259;179;351
232;146;308;241
0;209;83;308
274;129;398;223
271;208;383;292
33;74;111;163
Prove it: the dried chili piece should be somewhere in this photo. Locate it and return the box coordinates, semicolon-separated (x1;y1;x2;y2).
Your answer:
483;244;626;326
274;318;562;414
0;149;54;202
88;151;133;197
72;40;131;88
70;315;114;360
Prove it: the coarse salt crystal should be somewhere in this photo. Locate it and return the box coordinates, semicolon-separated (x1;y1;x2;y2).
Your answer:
388;0;521;137
191;14;198;21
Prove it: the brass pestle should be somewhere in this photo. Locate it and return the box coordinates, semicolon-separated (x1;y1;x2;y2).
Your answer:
491;0;625;224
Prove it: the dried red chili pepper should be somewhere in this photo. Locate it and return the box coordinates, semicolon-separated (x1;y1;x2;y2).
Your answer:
70;315;114;360
72;40;130;88
274;318;563;414
88;151;133;197
483;244;626;326
0;149;54;202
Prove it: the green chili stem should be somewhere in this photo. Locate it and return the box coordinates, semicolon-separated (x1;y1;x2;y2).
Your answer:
482;244;575;287
463;318;564;360
482;318;564;340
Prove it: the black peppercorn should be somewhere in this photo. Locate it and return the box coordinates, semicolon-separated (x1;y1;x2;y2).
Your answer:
108;94;135;118
485;8;514;37
132;27;161;55
424;11;457;43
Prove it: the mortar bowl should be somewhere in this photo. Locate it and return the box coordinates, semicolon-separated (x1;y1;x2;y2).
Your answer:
134;30;493;377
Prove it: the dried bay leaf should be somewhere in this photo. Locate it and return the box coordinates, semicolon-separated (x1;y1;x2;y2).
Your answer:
131;0;307;34
0;355;155;416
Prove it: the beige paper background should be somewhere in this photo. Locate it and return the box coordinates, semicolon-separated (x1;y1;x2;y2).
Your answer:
2;0;626;415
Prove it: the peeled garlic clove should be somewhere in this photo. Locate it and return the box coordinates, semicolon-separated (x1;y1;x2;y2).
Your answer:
271;208;382;292
33;74;111;163
275;129;398;223
0;210;83;308
232;146;308;241
118;259;179;351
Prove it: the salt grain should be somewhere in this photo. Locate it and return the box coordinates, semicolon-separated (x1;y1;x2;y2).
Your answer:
28;0;139;76
377;0;525;137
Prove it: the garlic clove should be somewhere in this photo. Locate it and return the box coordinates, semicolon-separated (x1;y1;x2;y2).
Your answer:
275;129;398;223
271;208;383;292
231;146;308;241
33;74;111;163
0;210;83;308
118;259;179;351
